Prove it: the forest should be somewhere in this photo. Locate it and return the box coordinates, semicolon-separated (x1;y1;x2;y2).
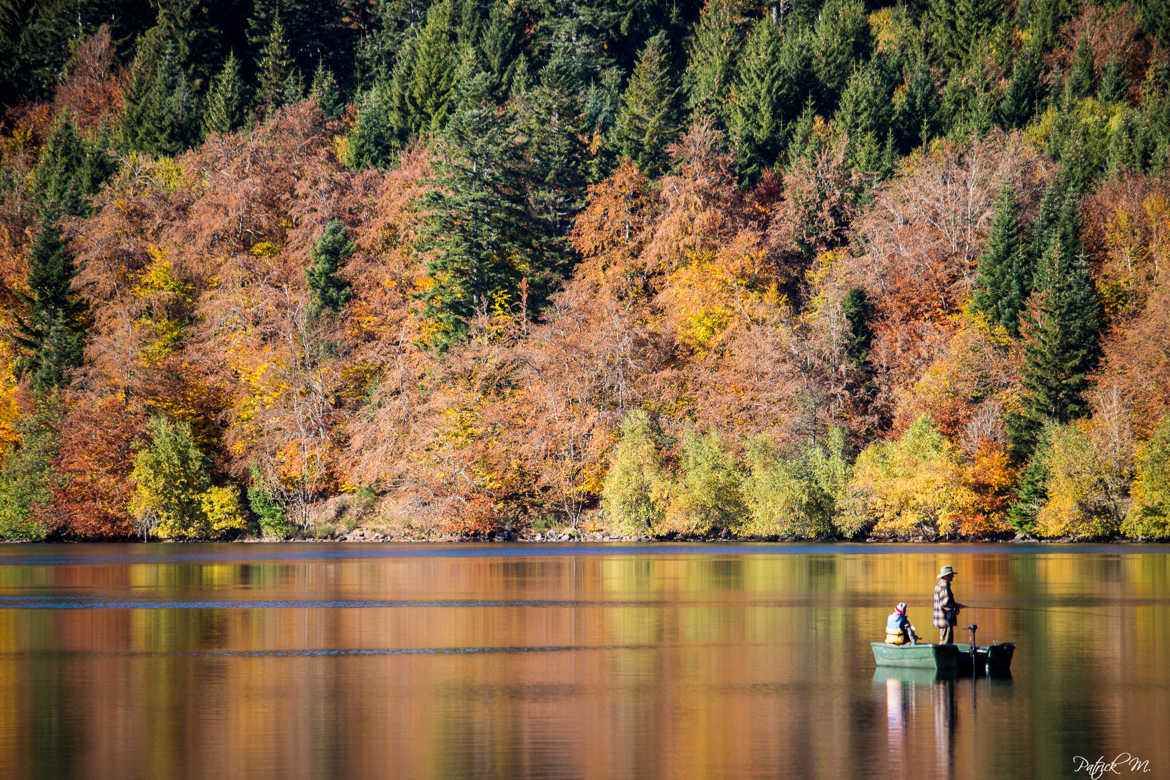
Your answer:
0;0;1169;541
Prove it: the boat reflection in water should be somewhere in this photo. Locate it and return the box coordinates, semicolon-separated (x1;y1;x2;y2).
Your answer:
876;667;1012;780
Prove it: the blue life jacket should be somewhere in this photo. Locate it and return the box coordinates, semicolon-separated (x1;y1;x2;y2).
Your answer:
886;612;910;634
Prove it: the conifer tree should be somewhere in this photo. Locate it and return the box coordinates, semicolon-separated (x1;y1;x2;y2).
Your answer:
511;63;589;292
308;61;345;119
999;44;1045;128
611;31;680;176
255;13;297;115
307;219;354;317
812;0;871;109
834;61;893;171
1098;56;1127;104
683;0;747;131
893;59;942;152
346;82;398;169
1136;0;1170;50
728;19;787;181
1007;237;1101;459
841;287;877;400
353;0;429;89
786;98;821;163
13;215;86;393
1007;449;1049;536
478;0;522;95
120;28;199;155
80;123;117;199
404;0;458;137
246;0;350;80
1066;37;1096;103
928;0;1003;68
415;68;531;349
30;111;87;217
202;52;247;136
1029;183;1062;267
971;185;1030;335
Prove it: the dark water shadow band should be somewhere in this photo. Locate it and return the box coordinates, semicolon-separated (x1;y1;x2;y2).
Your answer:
0;642;685;659
3;542;1167;567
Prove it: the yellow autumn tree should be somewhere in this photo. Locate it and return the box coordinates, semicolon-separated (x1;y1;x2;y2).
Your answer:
843;416;976;539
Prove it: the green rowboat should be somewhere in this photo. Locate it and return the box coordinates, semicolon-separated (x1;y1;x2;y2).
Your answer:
871;640;1016;676
870;642;959;673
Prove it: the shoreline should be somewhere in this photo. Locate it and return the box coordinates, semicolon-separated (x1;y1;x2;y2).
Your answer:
5;534;1167;545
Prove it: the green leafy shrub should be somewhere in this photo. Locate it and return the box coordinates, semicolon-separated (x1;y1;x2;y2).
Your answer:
600;410;670;536
662;428;745;537
843;416;975;539
0;407;59;541
1125;415;1170;540
739;429;848;539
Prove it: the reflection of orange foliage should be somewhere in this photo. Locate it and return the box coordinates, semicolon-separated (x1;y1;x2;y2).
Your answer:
958;443;1016;538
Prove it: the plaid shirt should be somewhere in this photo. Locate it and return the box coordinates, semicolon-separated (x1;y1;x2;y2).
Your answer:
933;579;956;628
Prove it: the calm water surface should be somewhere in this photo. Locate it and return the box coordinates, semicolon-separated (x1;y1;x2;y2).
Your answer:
0;543;1167;779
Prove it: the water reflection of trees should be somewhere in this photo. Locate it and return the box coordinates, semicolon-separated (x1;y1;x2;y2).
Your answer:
0;547;1167;776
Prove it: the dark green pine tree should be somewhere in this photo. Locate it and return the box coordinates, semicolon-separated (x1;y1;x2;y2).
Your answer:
403;0;458;137
246;0;352;82
119;28;200;156
1065;36;1096;104
30;111;88;217
785;98;822;164
971;185;1031;335
841;286;877;399
415;68;531;350
683;0;747;132
306;219;354;317
834;61;894;173
1136;0;1170;50
999;44;1045;128
12;215;86;393
510;62;589;298
308;60;345;119
255;13;297;115
728;19;787;181
477;0;522;96
1007;452;1048;537
80;122;117;198
611;31;681;176
812;0;872;110
928;0;1004;68
1007;236;1102;460
202;52;248;136
1022;0;1073;52
1098;56;1128;105
1029;183;1063;268
893;59;942;153
353;0;430;90
345;81;398;169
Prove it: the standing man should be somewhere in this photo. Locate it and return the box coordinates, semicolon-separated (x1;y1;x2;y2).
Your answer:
933;565;963;644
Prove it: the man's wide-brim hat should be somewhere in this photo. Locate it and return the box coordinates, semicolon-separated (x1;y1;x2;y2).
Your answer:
937;565;957;578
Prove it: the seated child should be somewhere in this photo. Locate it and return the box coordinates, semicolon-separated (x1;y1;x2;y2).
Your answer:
885;602;920;645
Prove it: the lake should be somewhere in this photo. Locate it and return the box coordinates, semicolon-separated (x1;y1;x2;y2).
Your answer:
0;543;1167;779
